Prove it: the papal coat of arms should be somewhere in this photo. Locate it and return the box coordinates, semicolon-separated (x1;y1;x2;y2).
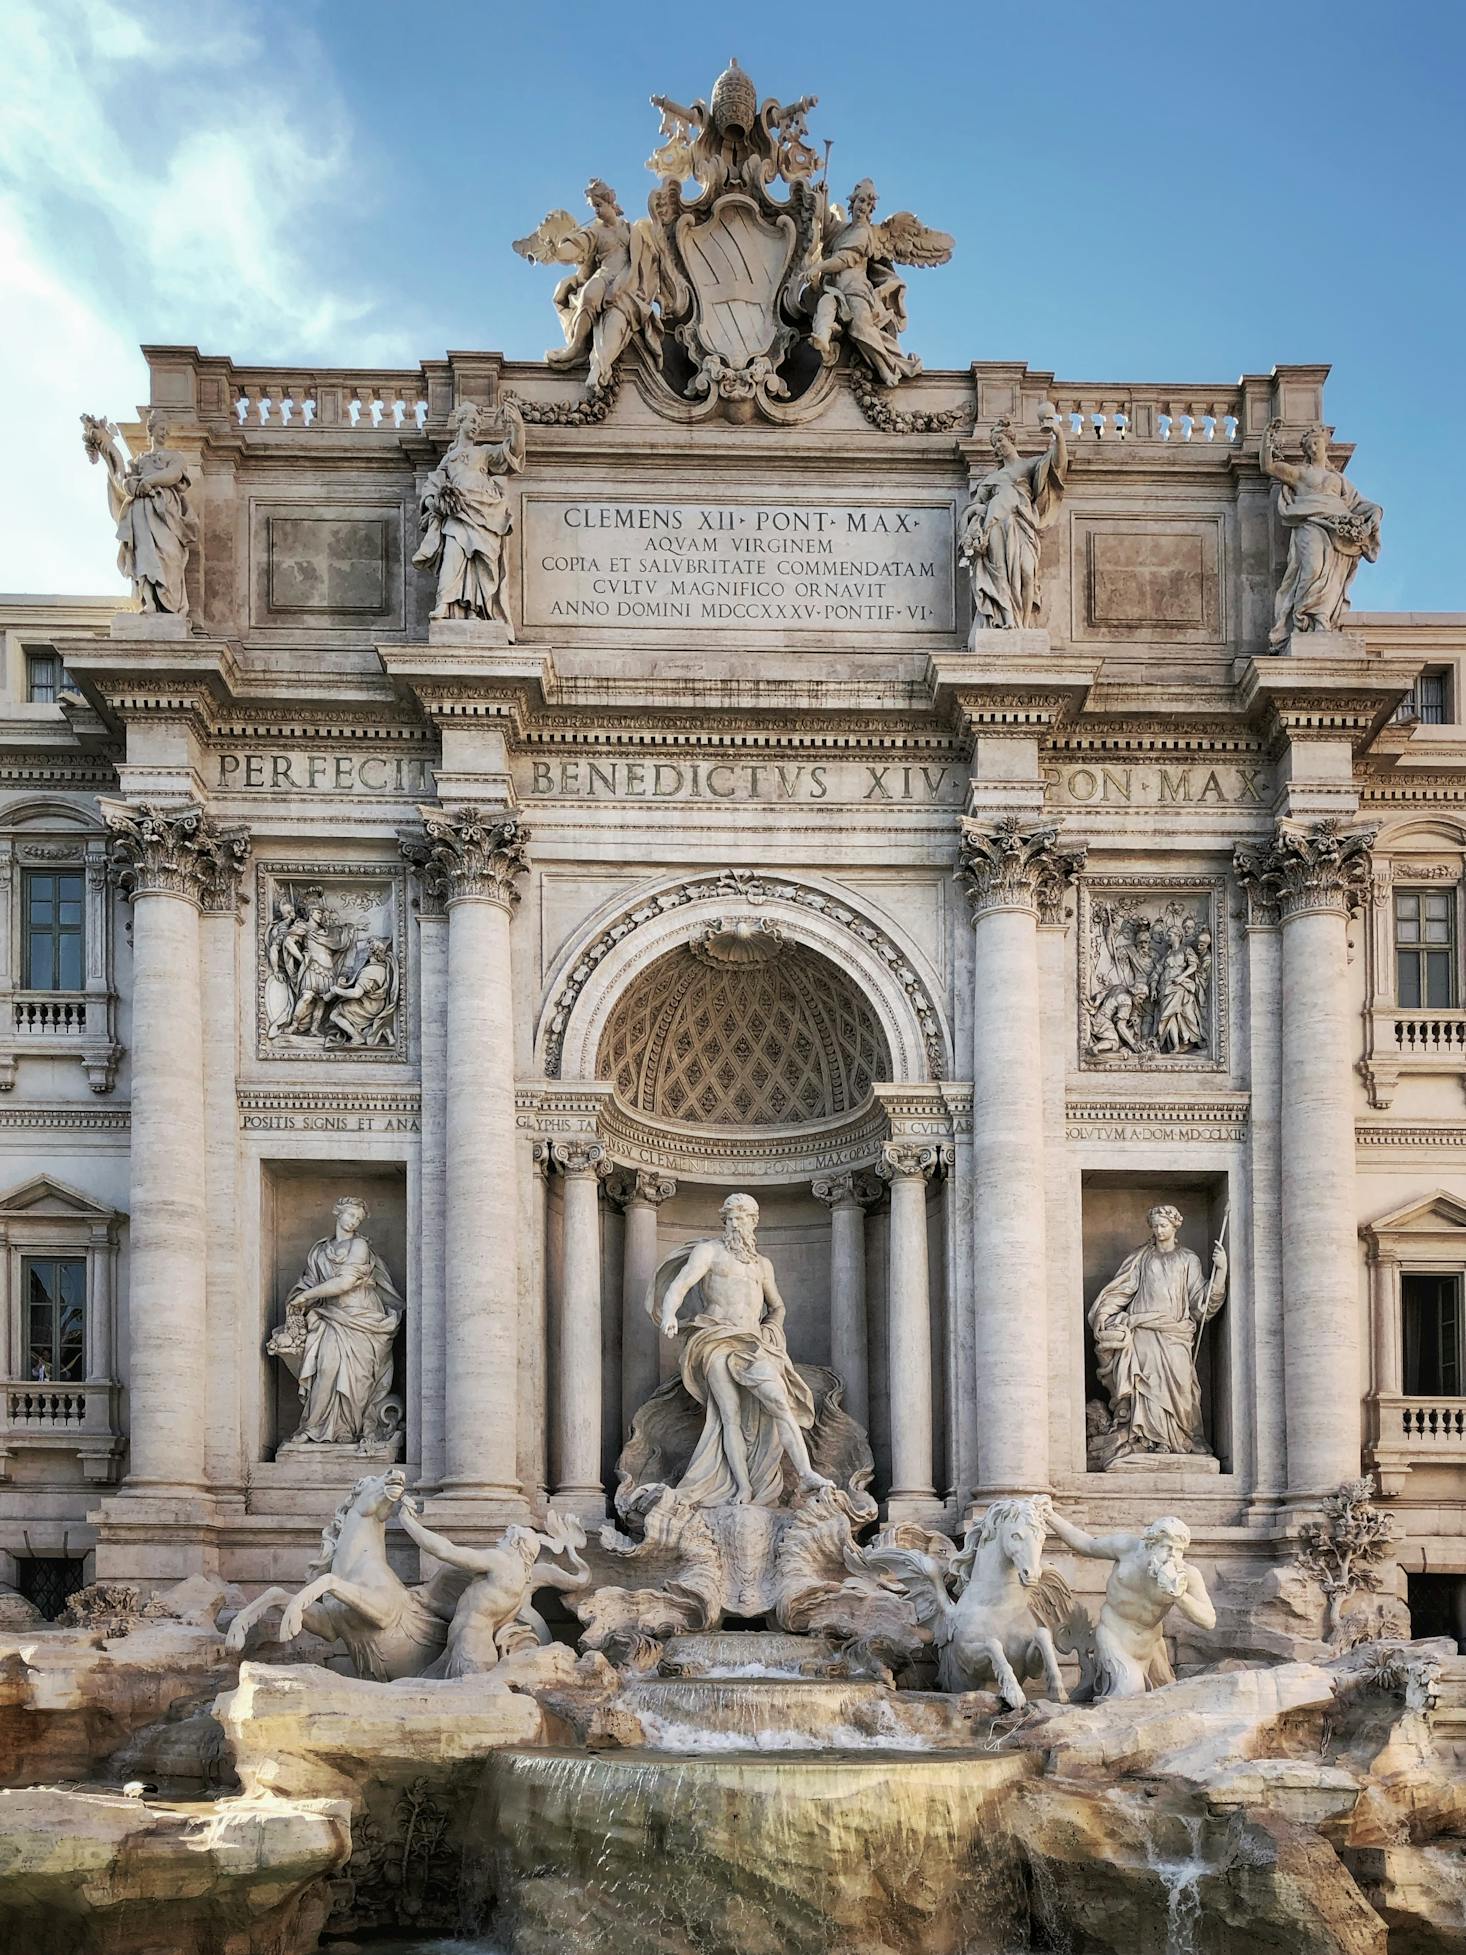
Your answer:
513;59;953;423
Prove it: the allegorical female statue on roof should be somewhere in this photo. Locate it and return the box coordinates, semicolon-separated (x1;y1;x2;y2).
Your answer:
958;410;1069;634
412;399;525;634
80;410;197;616
1261;419;1382;646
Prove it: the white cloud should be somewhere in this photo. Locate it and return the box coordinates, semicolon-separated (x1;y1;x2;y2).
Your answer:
0;0;417;594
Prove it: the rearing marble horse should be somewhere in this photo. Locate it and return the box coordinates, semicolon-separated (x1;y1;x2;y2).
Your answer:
865;1494;1072;1710
225;1467;461;1680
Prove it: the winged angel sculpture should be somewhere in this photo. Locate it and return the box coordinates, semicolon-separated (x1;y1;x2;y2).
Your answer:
513;60;953;418
513;181;686;400
805;181;953;388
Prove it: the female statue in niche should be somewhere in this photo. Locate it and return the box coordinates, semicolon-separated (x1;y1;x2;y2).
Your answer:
1261;419;1382;646
958;410;1068;636
269;1196;404;1453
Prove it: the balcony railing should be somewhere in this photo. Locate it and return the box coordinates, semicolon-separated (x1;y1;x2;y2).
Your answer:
1367;1392;1466;1493
12;993;88;1036
0;1380;122;1483
5;1381;115;1433
1392;1013;1466;1055
1392;1398;1466;1449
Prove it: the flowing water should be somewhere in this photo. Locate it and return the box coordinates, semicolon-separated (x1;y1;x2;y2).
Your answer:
466;1744;1036;1955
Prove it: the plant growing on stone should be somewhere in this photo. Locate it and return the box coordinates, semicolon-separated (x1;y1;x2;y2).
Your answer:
1294;1476;1398;1638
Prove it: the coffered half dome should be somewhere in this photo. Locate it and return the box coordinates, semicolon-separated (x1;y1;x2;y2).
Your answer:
599;936;890;1129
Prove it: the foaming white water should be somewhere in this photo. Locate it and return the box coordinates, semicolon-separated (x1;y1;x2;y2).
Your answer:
634;1707;934;1753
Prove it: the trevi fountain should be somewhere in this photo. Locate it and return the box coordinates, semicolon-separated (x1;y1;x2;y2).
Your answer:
1;56;1464;1955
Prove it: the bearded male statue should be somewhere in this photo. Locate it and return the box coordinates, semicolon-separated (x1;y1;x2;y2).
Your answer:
650;1193;834;1507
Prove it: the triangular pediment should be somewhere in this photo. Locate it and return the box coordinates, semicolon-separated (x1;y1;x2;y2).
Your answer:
1362;1189;1466;1239
0;1174;121;1224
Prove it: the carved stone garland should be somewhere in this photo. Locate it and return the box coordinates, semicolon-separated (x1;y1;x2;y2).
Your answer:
399;806;530;908
100;799;250;912
956;814;1086;922
543;870;947;1081
1234;817;1378;926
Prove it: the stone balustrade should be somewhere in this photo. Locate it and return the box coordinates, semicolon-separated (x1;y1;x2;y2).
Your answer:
1;1380;121;1483
12;994;89;1035
231;375;430;431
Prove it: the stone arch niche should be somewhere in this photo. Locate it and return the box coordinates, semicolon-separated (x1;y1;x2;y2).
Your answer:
540;870;951;1102
600;934;890;1130
533;873;954;1515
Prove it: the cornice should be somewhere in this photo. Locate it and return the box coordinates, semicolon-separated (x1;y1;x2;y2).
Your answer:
1234;652;1420;757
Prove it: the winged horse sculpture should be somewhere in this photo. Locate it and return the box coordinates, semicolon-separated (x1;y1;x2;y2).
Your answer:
864;1494;1072;1709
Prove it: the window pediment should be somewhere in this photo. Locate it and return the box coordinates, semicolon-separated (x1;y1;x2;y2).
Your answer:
0;1175;121;1227
1362;1189;1466;1249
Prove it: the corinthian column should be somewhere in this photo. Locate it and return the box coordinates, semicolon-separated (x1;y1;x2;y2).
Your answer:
607;1168;675;1435
551;1138;609;1516
812;1170;880;1429
878;1142;947;1516
1237;818;1375;1498
101;800;248;1492
402;807;529;1507
957;815;1084;1500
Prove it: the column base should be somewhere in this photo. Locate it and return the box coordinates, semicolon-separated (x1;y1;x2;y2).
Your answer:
551;1484;611;1526
90;1488;221;1585
420;1487;533;1539
884;1489;947;1529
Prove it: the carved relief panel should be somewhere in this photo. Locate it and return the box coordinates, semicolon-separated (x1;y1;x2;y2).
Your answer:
256;863;405;1061
1077;878;1226;1071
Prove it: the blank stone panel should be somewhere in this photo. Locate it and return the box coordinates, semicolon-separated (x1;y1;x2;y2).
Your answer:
1090;533;1205;626
1072;515;1225;646
249;501;406;631
268;518;387;613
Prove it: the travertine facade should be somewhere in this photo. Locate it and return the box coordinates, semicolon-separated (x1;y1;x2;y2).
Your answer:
3;67;1465;1649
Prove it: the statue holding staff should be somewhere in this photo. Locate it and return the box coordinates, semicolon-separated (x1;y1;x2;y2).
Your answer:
1087;1203;1227;1463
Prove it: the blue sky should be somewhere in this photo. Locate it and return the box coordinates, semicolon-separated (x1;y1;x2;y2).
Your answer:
3;0;1462;608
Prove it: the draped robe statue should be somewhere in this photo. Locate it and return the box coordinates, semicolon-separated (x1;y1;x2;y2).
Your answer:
269;1197;403;1450
959;413;1068;635
651;1193;833;1507
1088;1203;1226;1462
1261;419;1382;646
413;401;525;633
81;410;196;615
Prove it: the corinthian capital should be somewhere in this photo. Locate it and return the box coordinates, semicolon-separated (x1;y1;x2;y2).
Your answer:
956;814;1086;922
400;805;530;909
100;799;250;911
1234;817;1378;925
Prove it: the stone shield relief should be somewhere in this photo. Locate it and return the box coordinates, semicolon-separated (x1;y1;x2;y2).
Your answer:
256;863;405;1061
1077;878;1226;1071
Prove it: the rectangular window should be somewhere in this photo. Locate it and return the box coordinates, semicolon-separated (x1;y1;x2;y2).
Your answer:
22;1256;86;1383
1395;888;1458;1009
1396;669;1452;725
24;651;73;705
22;869;85;991
1417;670;1451;725
1402;1271;1464;1396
